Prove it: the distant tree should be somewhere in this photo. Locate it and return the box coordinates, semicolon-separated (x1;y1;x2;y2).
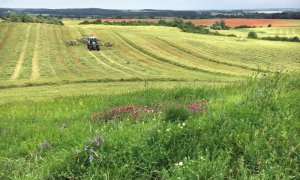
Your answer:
94;19;102;24
172;17;184;27
268;24;272;27
157;19;167;26
210;19;230;30
220;19;226;29
248;31;258;39
10;13;20;22
210;21;222;30
291;36;299;42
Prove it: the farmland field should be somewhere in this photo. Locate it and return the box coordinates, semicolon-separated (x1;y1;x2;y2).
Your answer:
1;19;300;179
95;18;300;38
0;20;300;103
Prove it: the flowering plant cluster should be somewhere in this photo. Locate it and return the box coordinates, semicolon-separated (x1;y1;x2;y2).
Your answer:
89;99;208;123
187;99;208;114
76;131;105;164
39;140;51;149
89;104;161;122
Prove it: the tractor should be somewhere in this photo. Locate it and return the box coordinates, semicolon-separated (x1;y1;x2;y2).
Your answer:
86;36;100;51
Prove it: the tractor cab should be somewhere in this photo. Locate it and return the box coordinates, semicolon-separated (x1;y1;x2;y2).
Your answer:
87;36;100;51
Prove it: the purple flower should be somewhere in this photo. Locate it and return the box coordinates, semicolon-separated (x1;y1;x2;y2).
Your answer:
89;155;93;162
43;141;50;147
94;138;100;146
39;140;51;148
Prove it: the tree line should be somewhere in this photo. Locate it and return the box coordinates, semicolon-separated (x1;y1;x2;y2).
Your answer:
2;13;64;25
1;8;300;20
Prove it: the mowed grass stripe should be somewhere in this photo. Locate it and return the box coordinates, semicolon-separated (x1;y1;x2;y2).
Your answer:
37;24;57;79
183;39;276;70
0;24;27;80
82;28;135;76
100;49;146;76
18;24;38;79
60;26;93;76
47;25;69;77
87;29;146;76
138;35;250;76
72;28;124;77
99;31;211;78
52;25;75;77
173;38;260;69
115;32;234;77
11;24;32;80
55;26;87;77
74;28;131;77
88;51;130;77
98;30;192;75
208;39;300;70
97;30;164;74
0;24;9;45
0;24;15;54
155;37;258;74
100;30;215;78
42;24;57;78
0;24;17;67
31;24;41;80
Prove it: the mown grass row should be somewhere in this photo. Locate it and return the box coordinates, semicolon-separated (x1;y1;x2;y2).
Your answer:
60;26;93;77
18;24;37;79
0;24;10;49
95;30;169;74
184;38;300;71
0;24;15;54
38;24;57;78
0;24;28;80
155;37;263;72
132;34;247;76
114;32;234;77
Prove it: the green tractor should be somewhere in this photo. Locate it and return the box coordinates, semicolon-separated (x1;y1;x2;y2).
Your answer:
86;36;100;51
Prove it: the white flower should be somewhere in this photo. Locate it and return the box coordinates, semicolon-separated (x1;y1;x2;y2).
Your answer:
182;123;185;126
178;162;183;166
175;163;179;166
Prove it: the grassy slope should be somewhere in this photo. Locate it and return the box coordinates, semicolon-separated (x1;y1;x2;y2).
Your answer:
0;71;299;179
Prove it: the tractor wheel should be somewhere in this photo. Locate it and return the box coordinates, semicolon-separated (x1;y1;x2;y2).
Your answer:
89;46;92;51
97;47;100;51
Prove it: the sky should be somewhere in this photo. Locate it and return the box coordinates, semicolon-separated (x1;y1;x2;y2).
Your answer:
1;0;299;10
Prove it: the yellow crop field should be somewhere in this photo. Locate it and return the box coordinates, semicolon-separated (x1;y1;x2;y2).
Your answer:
0;20;300;102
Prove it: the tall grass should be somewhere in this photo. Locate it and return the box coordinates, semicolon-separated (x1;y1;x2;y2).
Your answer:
0;71;299;179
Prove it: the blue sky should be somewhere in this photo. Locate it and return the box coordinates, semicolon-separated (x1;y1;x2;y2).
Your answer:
1;0;299;10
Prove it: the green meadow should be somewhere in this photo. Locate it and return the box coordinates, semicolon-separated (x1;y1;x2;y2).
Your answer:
0;19;300;179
